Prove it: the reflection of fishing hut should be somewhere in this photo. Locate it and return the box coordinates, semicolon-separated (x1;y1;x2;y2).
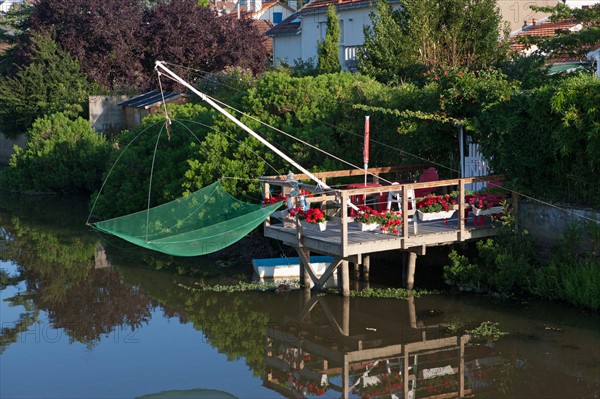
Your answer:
264;295;491;399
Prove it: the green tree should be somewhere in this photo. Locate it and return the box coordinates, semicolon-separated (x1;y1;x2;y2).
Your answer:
358;0;416;84
360;0;508;83
478;74;600;207
317;5;341;74
0;2;33;74
1;112;111;194
524;3;600;73
0;33;90;137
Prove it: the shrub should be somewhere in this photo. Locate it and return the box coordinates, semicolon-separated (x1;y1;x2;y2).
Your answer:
1;112;110;194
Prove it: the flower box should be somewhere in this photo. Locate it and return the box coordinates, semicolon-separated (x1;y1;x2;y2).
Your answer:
301;220;327;231
357;222;379;231
471;206;503;216
417;209;455;221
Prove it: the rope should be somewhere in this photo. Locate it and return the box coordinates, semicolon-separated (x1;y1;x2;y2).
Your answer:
158;62;599;224
157;71;172;140
146;123;165;242
86;120;167;225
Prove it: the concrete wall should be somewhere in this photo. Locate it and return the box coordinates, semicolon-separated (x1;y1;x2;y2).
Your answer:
89;95;129;134
519;201;600;255
0;132;26;166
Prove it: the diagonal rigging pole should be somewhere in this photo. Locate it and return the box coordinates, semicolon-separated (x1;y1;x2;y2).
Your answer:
155;61;331;191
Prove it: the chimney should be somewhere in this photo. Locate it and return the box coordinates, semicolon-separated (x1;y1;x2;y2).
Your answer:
289;0;297;10
523;20;527;29
532;18;537;27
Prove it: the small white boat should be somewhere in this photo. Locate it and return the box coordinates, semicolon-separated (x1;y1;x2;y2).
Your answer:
252;256;334;279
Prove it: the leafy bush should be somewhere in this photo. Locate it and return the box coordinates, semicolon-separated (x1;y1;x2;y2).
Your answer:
445;216;600;310
479;74;600;207
1;112;110;194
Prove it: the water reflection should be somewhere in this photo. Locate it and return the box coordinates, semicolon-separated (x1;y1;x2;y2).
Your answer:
1;194;599;398
0;194;157;351
263;293;509;398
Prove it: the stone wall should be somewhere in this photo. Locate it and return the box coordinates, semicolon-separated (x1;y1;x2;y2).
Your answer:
89;95;129;134
519;200;599;255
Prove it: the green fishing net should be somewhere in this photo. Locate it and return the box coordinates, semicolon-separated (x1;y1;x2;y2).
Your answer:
92;181;282;256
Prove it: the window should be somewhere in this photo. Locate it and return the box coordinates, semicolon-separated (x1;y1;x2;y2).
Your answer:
273;11;282;24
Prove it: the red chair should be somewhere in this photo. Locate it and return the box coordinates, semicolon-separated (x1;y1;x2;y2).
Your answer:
414;167;439;198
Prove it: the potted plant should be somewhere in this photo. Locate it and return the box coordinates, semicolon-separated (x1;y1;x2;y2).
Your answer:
354;206;381;231
467;194;506;216
290;207;328;231
416;195;457;221
378;210;403;235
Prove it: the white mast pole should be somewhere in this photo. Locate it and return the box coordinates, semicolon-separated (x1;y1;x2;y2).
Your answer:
155;61;331;190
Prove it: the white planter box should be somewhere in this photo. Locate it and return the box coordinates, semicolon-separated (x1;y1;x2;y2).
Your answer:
417;209;456;221
472;206;503;216
301;220;327;231
357;222;379;231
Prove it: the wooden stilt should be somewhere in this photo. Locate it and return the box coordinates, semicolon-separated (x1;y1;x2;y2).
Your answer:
363;255;370;282
338;260;350;297
353;261;360;280
406;252;417;289
402;251;408;287
342;297;350;336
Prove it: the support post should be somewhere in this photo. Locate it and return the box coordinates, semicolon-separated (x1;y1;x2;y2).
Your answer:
342;297;350;336
513;192;519;233
405;252;417;289
338;260;350;297
363;255;370;282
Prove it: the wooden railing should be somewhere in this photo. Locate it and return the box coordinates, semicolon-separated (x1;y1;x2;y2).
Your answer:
260;168;507;255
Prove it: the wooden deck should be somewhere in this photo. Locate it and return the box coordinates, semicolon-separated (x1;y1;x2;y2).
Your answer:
260;166;511;294
265;214;498;259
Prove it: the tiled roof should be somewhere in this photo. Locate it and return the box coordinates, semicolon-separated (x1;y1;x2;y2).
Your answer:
510;18;580;53
253;19;274;53
300;0;376;13
119;91;185;109
265;14;301;36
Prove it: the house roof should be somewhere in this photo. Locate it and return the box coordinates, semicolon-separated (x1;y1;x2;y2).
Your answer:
266;0;399;36
508;18;600;63
265;14;301;36
118;91;185;109
510;18;582;53
253;19;274;53
231;0;295;19
299;0;379;14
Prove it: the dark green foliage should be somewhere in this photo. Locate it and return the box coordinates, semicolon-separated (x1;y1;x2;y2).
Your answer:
317;5;341;74
444;213;538;296
479;74;600;207
0;33;90;137
529;223;600;310
359;0;508;83
525;3;600;72
0;2;32;74
444;215;600;310
90;102;273;218
358;0;419;84
1;113;111;194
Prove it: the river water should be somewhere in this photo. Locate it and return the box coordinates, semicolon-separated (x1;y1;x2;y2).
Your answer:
1;194;599;399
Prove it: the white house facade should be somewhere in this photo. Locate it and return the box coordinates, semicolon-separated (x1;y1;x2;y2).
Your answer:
0;0;23;13
267;0;400;70
266;0;590;70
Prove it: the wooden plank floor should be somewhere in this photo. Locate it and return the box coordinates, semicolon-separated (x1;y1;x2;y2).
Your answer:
264;214;498;258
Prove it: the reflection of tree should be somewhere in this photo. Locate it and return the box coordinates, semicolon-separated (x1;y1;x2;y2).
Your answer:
0;193;157;348
119;265;280;377
32;267;157;345
0;293;39;355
